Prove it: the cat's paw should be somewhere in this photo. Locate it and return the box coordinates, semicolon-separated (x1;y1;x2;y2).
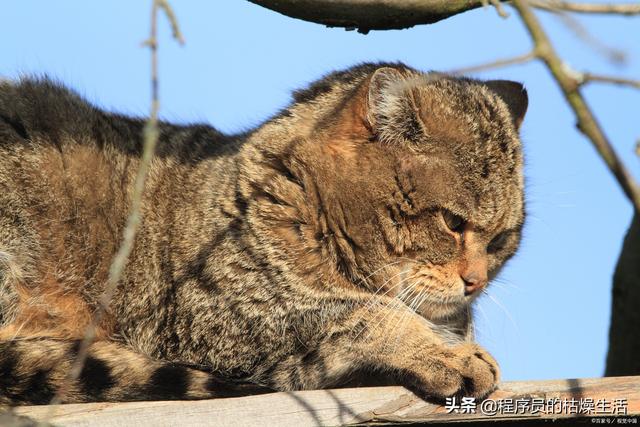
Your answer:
451;343;499;398
407;343;499;400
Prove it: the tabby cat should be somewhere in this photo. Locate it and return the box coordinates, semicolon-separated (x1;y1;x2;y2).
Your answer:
0;63;527;405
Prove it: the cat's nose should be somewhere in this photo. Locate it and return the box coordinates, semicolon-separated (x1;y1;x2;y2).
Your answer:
462;270;487;296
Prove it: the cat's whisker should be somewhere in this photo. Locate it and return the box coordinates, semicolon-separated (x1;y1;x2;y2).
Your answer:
488;285;519;300
359;280;422;341
399;279;423;307
357;260;404;290
488;281;518;295
386;307;414;353
361;269;411;310
351;290;406;340
481;289;520;335
403;279;441;311
383;278;446;351
383;282;424;352
492;277;521;291
404;283;432;319
473;302;492;338
388;284;445;352
362;292;410;337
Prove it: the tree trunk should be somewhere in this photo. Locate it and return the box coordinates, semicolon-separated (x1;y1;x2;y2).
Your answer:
606;211;640;375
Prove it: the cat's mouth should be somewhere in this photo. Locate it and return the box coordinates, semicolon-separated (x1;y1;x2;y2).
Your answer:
385;264;478;319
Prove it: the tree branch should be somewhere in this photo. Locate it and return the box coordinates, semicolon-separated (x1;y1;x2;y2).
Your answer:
529;0;640;15
579;72;640;89
45;0;184;411
247;0;493;33
483;0;511;18
449;51;536;74
248;0;640;33
552;11;626;64
512;0;640;211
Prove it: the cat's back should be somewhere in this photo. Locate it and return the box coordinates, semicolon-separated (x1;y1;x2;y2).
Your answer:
0;78;243;313
0;77;235;164
0;77;142;188
0;77;239;209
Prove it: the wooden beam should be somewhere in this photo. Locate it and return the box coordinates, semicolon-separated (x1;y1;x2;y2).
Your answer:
11;376;640;426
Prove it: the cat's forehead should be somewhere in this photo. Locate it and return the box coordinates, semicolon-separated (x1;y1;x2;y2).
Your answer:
409;82;521;176
408;77;515;143
398;149;524;232
394;76;525;231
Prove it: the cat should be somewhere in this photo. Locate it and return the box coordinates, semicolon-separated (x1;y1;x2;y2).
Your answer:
0;62;527;405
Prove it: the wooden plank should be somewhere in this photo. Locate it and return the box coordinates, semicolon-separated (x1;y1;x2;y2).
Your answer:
12;376;640;426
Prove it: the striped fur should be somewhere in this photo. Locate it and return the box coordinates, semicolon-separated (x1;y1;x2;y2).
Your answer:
0;339;268;405
0;63;527;404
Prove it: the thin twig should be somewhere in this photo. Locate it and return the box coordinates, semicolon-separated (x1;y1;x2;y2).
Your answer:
579;72;640;89
553;12;626;64
512;0;640;211
481;0;510;18
490;0;510;17
157;0;185;44
449;51;536;75
45;0;184;409
450;26;637;89
530;0;640;15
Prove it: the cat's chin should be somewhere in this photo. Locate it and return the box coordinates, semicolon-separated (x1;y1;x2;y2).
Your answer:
415;296;469;320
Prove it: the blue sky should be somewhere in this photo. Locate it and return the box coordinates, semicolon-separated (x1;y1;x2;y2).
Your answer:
2;2;639;382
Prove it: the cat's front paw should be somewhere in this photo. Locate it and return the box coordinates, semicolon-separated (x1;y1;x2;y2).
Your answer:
407;343;499;400
451;343;499;398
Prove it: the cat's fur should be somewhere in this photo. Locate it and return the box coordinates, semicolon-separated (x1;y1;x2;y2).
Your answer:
0;63;527;405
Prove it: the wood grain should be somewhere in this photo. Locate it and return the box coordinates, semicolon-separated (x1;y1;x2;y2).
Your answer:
13;376;640;426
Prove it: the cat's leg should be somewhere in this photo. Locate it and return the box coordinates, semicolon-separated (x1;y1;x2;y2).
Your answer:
0;337;270;405
262;301;498;400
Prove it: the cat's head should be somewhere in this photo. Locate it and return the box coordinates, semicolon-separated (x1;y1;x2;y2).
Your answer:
295;65;527;320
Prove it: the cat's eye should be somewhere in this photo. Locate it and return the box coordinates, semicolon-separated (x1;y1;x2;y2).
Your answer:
487;232;509;253
442;210;465;234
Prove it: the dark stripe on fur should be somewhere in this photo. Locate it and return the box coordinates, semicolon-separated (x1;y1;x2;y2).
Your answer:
23;369;55;404
0;343;20;397
145;364;190;400
79;356;115;399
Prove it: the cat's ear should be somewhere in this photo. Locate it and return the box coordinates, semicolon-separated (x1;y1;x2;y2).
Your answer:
484;80;528;130
365;67;406;129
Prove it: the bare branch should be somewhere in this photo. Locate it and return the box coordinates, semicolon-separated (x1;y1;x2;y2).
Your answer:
579;72;640;89
491;0;510;17
529;0;640;15
157;0;185;44
482;0;511;18
45;0;184;411
247;0;640;33
449;51;536;75
512;0;640;211
553;12;626;64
